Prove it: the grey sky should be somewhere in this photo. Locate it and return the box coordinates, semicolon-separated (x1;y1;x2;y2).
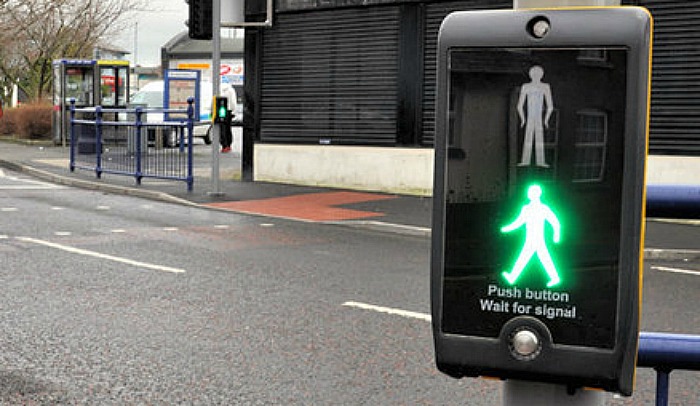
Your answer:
114;1;188;67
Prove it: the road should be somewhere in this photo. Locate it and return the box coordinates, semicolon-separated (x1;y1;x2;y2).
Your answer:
0;168;698;404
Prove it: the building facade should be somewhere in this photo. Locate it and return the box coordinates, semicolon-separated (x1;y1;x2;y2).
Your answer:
244;0;700;193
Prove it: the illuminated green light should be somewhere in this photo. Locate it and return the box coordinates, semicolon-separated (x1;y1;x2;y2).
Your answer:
218;106;227;118
500;184;562;288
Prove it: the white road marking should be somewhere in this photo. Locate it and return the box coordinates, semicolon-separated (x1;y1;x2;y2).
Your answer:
54;231;72;236
342;301;431;322
16;237;186;274
162;227;179;232
652;266;700;276
111;229;127;233
0;235;8;239
96;206;111;211
652;218;700;227
51;207;65;211
342;220;431;237
0;185;62;190
0;173;63;189
1;208;19;212
260;223;275;228
214;225;230;229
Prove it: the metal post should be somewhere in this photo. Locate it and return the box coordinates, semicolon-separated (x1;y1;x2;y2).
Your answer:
503;1;618;405
135;106;144;185
69;99;76;172
514;0;619;6
210;0;223;196
95;106;103;179
503;381;606;405
654;369;670;406
187;97;195;192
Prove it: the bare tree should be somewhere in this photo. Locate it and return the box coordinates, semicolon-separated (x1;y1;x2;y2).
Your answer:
0;0;145;103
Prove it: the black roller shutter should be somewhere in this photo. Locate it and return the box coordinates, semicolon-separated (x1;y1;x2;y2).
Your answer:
260;7;400;145
639;0;700;154
421;0;511;146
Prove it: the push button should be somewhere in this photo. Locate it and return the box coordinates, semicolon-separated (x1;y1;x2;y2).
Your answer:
510;328;541;361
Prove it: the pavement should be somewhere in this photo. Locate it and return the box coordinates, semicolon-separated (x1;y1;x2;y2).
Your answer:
0;139;433;237
1;138;699;258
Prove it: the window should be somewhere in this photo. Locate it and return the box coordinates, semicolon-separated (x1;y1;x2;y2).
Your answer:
577;49;610;67
574;110;607;182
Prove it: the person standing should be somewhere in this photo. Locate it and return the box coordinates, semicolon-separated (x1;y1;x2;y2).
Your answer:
220;84;237;153
517;65;554;168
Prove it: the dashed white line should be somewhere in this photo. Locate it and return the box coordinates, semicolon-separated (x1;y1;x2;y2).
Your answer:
111;229;127;233
162;227;179;232
96;206;111;211
342;301;431;322
1;207;19;212
214;225;230;229
16;236;186;274
652;266;700;276
54;231;72;236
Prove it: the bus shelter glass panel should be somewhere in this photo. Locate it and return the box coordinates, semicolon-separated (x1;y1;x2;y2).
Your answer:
65;66;94;106
99;64;129;107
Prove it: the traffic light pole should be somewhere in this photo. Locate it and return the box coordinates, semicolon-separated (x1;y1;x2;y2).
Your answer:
210;0;223;196
504;1;617;404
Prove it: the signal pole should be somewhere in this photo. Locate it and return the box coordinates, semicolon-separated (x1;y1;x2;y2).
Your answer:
210;0;223;196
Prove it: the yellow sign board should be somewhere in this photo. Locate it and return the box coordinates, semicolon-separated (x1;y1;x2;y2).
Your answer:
177;63;211;70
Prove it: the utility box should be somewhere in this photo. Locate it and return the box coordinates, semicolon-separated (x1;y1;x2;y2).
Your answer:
430;7;652;395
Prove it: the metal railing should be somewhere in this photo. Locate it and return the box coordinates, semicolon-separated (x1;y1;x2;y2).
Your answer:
646;185;700;219
69;98;195;191
638;332;700;406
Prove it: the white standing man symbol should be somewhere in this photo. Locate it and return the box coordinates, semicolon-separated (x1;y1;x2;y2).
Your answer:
501;184;562;288
517;65;554;168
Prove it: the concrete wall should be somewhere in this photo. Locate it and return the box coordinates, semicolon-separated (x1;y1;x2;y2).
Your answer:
253;145;697;196
254;145;434;196
646;156;700;185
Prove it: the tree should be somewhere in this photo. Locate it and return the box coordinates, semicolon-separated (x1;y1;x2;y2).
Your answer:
0;0;145;103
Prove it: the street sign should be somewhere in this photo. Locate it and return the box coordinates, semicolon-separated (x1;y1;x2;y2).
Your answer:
431;7;652;395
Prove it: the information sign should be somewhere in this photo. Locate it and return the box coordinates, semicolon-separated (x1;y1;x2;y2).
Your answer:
164;69;201;121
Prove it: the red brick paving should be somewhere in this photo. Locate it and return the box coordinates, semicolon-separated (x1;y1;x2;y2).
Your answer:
206;191;396;222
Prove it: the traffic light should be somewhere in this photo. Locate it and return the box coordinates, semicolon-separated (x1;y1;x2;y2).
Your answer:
187;0;213;40
213;96;228;123
430;7;652;396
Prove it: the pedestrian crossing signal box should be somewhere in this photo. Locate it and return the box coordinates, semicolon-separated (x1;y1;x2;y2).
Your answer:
430;8;651;396
214;96;228;124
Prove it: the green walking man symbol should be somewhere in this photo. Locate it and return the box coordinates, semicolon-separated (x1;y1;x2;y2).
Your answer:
501;184;562;288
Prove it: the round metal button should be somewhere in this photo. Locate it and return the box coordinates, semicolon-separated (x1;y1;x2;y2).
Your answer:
512;329;540;358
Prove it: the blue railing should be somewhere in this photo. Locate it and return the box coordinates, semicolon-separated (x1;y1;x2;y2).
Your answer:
69;98;195;191
638;332;700;406
646;184;700;218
